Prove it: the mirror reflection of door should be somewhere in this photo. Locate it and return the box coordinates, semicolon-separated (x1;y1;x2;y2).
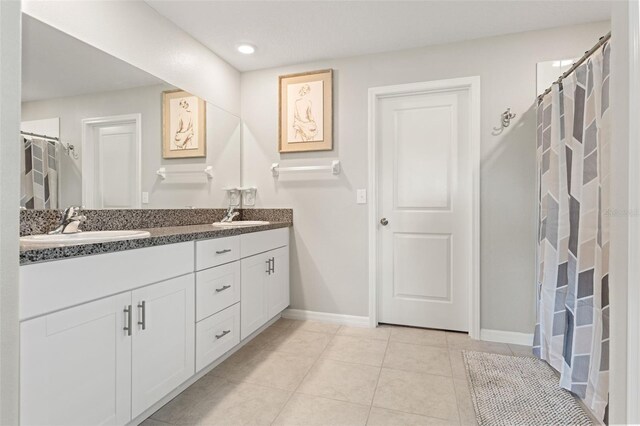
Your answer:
82;115;141;209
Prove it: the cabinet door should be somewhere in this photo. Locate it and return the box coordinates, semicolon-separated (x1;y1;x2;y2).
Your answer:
131;274;195;418
240;252;270;339
21;292;132;426
268;246;290;318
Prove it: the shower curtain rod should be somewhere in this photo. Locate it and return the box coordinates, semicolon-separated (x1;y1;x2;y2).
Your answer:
20;131;59;141
537;32;611;101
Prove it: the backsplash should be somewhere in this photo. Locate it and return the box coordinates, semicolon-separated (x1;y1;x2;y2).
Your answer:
20;208;293;236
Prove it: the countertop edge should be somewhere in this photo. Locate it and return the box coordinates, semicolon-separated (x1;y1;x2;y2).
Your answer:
19;222;292;266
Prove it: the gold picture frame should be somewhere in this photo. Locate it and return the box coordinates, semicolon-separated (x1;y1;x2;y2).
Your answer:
279;69;333;153
162;89;206;159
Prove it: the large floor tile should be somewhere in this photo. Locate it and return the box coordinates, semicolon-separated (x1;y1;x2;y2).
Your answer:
289;320;341;334
298;358;381;405
509;344;535;357
244;324;288;349
140;418;171;426
453;378;478;426
273;393;370;426
271;317;297;329
215;349;316;391
445;332;511;355
366;407;457;426
337;325;391;341
445;332;474;350
449;349;467;379
389;326;447;348
262;328;332;357
323;335;388;366
210;344;263;378
383;341;451;376
153;377;290;425
373;368;459;422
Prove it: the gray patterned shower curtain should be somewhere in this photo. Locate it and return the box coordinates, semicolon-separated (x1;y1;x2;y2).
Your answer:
533;41;610;421
20;136;59;209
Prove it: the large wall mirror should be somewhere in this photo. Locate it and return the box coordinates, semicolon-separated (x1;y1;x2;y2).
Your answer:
21;14;241;210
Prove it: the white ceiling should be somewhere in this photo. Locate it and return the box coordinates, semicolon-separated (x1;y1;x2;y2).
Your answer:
147;0;611;72
22;15;163;102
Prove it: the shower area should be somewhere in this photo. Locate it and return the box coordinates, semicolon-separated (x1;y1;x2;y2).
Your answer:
20;119;77;209
534;33;611;421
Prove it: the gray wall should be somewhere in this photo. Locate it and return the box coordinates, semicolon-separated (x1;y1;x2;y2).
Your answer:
241;21;611;333
22;84;241;209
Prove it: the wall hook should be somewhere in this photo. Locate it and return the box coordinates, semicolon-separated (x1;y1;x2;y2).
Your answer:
500;108;516;128
493;108;516;134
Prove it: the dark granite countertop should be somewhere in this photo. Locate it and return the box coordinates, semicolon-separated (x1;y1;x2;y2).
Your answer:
20;221;292;265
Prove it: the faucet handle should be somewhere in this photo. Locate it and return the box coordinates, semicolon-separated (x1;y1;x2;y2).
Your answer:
62;206;82;218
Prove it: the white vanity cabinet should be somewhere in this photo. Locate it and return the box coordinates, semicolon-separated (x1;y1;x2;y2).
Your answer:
20;243;195;426
19;227;290;426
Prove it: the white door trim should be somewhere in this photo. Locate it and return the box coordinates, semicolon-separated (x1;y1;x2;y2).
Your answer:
81;114;142;209
367;76;481;338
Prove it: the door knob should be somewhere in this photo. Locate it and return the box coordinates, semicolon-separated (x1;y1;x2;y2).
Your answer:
380;218;389;226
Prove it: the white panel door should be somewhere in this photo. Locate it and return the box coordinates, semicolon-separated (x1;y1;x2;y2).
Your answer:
131;274;195;418
20;292;132;426
267;246;290;318
240;252;270;339
378;89;471;331
96;124;137;209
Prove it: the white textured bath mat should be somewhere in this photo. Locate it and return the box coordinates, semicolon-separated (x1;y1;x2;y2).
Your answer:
462;351;594;426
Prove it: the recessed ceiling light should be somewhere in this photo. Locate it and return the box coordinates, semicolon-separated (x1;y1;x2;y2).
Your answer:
237;44;255;55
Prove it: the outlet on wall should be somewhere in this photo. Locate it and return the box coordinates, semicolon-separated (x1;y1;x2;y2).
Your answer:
141;192;149;204
356;189;367;204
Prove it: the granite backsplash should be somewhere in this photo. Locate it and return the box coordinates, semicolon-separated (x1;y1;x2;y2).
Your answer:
20;208;293;236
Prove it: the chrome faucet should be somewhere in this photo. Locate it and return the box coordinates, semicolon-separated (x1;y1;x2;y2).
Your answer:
220;206;239;223
49;206;86;234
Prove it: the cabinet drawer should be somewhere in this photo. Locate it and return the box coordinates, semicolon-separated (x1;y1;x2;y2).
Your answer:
240;227;289;258
196;261;240;321
195;236;240;271
196;303;240;372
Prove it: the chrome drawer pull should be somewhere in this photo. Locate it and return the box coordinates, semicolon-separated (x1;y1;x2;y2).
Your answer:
215;285;231;293
215;330;231;339
266;259;271;275
123;305;132;336
216;249;232;254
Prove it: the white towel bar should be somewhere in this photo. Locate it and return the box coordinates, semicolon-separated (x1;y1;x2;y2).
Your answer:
271;160;340;177
156;166;213;180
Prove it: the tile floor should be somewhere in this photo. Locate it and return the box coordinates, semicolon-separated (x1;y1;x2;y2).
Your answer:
143;318;533;426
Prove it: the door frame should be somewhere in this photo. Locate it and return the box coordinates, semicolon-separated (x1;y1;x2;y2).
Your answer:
367;76;481;338
81;114;142;209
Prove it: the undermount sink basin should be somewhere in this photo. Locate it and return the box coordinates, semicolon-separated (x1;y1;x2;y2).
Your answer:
211;221;270;227
20;230;151;248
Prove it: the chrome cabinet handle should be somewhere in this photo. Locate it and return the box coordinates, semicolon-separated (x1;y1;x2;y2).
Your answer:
215;330;231;339
215;284;231;293
266;259;271;275
380;218;389;226
123;305;132;336
137;301;146;330
216;249;232;254
270;257;275;274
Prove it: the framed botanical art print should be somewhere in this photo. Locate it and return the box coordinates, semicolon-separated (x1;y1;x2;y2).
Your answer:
279;69;333;153
162;89;206;158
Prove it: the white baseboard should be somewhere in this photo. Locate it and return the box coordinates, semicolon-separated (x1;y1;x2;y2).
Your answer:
282;308;370;328
480;328;534;346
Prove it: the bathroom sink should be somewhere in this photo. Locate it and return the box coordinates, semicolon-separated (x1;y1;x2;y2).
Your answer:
211;221;270;227
20;230;151;248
